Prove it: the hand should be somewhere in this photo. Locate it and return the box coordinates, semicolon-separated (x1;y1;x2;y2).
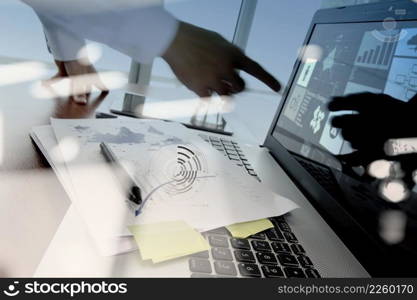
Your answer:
46;59;108;104
328;93;415;151
328;92;417;187
162;22;281;97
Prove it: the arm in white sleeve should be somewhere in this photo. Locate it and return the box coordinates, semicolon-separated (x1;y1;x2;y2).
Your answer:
36;13;87;61
22;1;179;63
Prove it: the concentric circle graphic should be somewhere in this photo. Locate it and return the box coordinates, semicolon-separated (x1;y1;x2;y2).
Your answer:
144;144;212;205
164;145;204;194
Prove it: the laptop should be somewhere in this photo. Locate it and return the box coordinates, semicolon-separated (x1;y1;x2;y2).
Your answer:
36;0;417;277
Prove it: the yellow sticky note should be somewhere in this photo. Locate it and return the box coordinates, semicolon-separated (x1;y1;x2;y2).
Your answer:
128;221;209;263
226;219;274;238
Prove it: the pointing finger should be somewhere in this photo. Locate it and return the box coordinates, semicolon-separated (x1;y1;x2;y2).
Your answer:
238;55;281;92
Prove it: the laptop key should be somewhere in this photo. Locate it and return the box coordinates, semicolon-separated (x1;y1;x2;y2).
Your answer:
270;216;284;227
256;252;278;265
208;235;229;248
234;250;256;263
277;221;291;232
305;268;321;278
273;216;285;222
274;228;285;242
214;261;237;276
271;242;291;253
250;232;266;240
291;244;305;255
297;255;314;268
220;138;233;143
189;259;212;274
190;251;209;259
211;247;233;261
230;238;251;250
277;253;299;267
284;232;298;243
262;265;284;278
284;267;306;278
265;228;283;241
248;170;257;176
251;240;271;252
238;263;261;278
222;142;234;148
226;152;238;157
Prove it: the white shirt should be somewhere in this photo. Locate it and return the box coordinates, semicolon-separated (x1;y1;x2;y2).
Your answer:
22;1;179;63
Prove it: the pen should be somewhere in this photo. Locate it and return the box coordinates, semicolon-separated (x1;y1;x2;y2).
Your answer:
100;142;143;207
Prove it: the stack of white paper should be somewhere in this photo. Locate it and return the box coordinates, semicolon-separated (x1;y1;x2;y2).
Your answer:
31;117;298;257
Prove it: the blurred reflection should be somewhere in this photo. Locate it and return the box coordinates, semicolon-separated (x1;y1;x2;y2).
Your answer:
379;179;409;203
50;136;80;164
298;44;323;63
77;43;103;66
52;91;108;119
45;59;108;104
114;92;231;134
33;71;125;101
189;95;228;133
379;210;407;244
0;61;49;86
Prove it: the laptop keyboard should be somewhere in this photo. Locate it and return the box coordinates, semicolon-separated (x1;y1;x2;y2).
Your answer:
295;157;341;198
187;134;321;278
198;134;261;181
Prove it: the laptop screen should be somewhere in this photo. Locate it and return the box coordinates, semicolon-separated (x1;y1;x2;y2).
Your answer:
274;20;417;167
271;19;417;273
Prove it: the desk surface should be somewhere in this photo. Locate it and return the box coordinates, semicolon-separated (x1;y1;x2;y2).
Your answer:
0;73;125;276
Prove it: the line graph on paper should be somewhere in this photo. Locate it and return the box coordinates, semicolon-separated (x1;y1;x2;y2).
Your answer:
137;144;216;210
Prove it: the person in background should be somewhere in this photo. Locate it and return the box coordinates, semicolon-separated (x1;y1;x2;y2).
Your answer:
24;0;281;104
